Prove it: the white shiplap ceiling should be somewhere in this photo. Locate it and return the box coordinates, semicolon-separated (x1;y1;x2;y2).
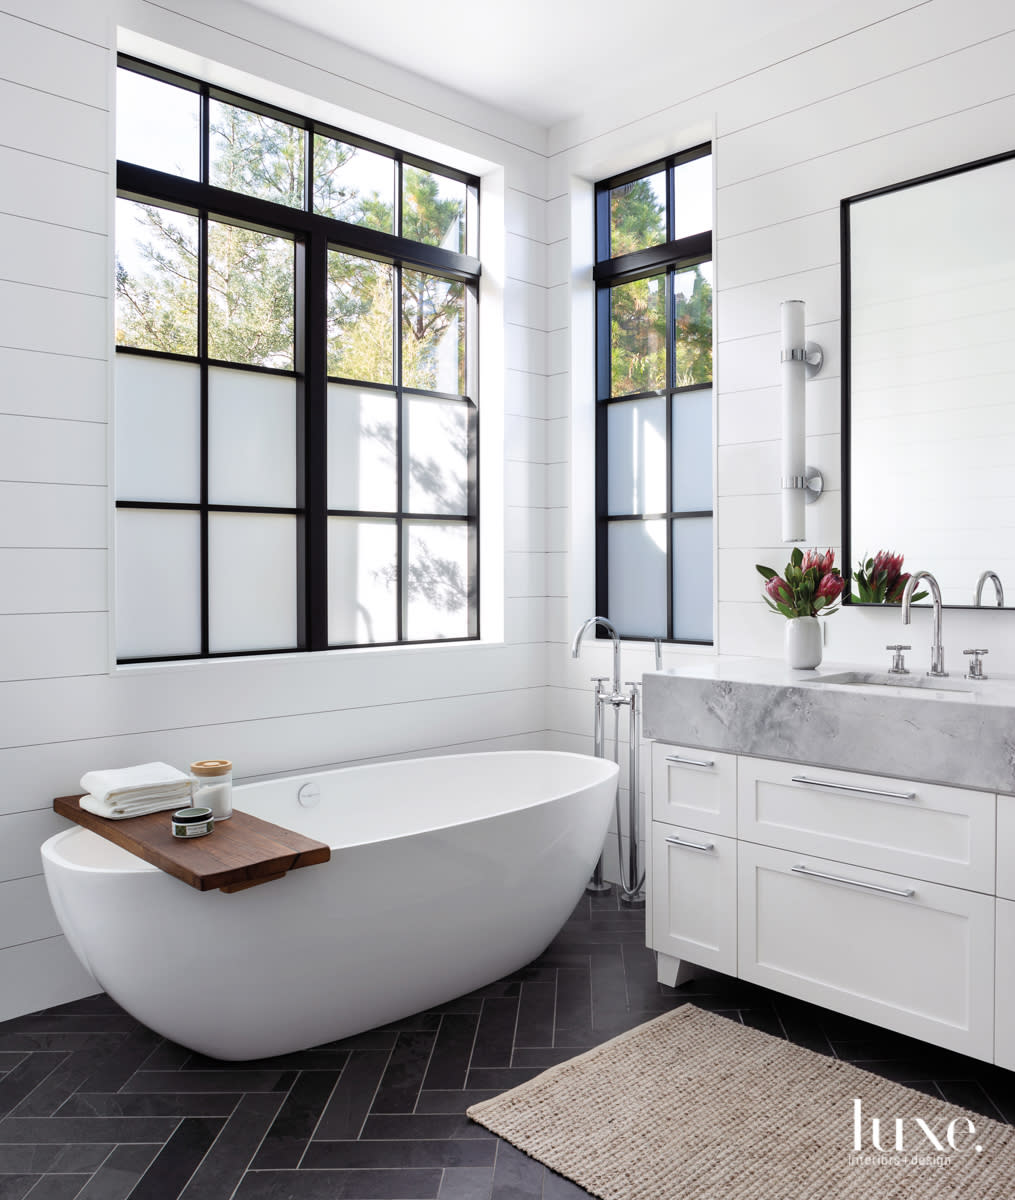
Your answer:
237;0;854;128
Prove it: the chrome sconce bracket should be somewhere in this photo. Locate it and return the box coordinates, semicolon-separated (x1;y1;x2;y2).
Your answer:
781;465;824;505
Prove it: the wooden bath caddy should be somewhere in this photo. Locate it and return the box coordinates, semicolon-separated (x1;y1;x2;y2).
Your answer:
52;795;330;893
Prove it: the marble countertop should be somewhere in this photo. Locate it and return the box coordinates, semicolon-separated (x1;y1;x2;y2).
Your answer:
642;657;1015;794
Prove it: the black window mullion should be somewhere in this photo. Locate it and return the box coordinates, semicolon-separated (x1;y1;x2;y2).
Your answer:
665;268;674;643
198;208;210;657
395;262;405;643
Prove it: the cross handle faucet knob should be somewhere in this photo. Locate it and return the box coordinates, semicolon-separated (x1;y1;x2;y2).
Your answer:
963;649;989;680
886;644;911;675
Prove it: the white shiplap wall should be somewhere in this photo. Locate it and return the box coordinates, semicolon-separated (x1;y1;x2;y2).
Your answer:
0;0;554;1019
545;0;1015;881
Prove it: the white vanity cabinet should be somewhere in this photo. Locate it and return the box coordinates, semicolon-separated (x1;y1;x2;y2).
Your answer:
649;741;1000;1064
649;744;738;983
994;798;1015;1069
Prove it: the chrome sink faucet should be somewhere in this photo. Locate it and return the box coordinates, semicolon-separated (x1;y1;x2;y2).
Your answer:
901;570;946;677
975;570;1004;607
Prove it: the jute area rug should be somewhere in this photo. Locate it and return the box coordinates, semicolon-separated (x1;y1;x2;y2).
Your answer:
467;1004;1015;1200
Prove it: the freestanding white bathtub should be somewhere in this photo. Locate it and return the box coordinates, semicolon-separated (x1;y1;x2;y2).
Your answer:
41;751;618;1060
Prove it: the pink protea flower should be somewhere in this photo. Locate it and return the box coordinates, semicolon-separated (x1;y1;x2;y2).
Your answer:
872;550;904;591
801;547;835;575
886;571;910;604
816;572;844;601
765;575;792;605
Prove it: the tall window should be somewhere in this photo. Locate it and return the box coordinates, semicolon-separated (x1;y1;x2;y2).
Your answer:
114;58;480;663
594;147;713;644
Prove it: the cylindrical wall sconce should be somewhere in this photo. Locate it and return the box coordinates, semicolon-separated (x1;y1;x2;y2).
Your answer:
779;299;824;542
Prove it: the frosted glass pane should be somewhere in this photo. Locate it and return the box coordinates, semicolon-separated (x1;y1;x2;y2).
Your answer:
209;514;297;653
117;69;199;179
607;398;666;515
671;387;713;512
327;385;397;511
608;520;666;636
673;153;712;240
328;518;397;644
116;356;200;502
405;397;469;515
208;368;297;507
405;521;471;640
673;518;713;642
116;509;201;659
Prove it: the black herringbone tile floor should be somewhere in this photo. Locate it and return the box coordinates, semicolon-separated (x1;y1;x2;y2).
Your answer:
3;894;1015;1198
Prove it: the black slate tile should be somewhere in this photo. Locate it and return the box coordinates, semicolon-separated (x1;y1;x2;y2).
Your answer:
43;997;121;1017
490;1140;543;1199
420;1015;478;1093
0;1146;112;1174
935;1079;1006;1122
457;982;520;1002
511;1047;579;1069
320;1032;397;1052
739;1007;787;1040
0;1116;181;1145
0;1054;26;1075
465;1067;545;1090
512;982;555;1050
18;1174;90;1199
178;1092;286;1200
249;1071;341;1170
0;1056;67;1120
0;1037;121;1056
541;1168;593;1198
302;1138;496;1169
360;1114;492;1140
184;1050;349;1073
314;1051;389;1142
74;1144;161;1200
0;1017;142;1039
122;1116;225;1200
469;1000;518;1071
370;1033;436;1115
56;1092;242;1118
415;1090;500;1114
438;1166;494;1198
137;1040;192;1071
234;1168;442;1199
0;1175;37;1200
121;1070;295;1094
374;1015;442;1034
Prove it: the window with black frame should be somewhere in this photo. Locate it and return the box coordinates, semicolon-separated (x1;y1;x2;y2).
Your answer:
594;147;714;644
113;58;480;663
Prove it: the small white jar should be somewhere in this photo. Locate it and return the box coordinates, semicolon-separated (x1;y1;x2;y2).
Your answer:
190;759;233;821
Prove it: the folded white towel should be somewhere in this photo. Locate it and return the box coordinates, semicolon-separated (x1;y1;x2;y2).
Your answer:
80;793;186;821
80;762;192;806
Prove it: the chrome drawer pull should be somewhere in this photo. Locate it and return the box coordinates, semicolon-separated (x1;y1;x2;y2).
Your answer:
790;775;916;801
791;864;915;898
665;835;714;852
666;754;715;768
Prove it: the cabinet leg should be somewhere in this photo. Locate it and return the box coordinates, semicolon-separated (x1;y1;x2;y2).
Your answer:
657;952;700;987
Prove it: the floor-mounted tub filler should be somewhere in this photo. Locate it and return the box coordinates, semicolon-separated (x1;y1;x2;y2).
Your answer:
41;751;619;1060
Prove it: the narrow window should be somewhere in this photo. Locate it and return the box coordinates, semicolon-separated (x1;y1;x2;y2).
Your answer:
594;148;713;644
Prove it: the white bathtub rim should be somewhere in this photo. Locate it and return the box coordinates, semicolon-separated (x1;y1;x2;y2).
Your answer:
41;750;619;876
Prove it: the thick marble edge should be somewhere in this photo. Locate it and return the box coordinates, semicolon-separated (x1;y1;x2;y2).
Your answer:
642;660;1015;795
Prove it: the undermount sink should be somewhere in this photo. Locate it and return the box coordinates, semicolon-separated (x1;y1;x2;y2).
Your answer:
815;670;975;700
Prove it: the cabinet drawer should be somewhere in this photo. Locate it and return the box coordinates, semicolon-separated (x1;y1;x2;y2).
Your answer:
996;898;1015;1069
738;841;994;1061
997;797;1015;901
738;756;994;892
650;822;736;976
651;742;737;836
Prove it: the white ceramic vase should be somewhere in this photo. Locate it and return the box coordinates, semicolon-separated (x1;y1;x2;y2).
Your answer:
785;615;822;669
